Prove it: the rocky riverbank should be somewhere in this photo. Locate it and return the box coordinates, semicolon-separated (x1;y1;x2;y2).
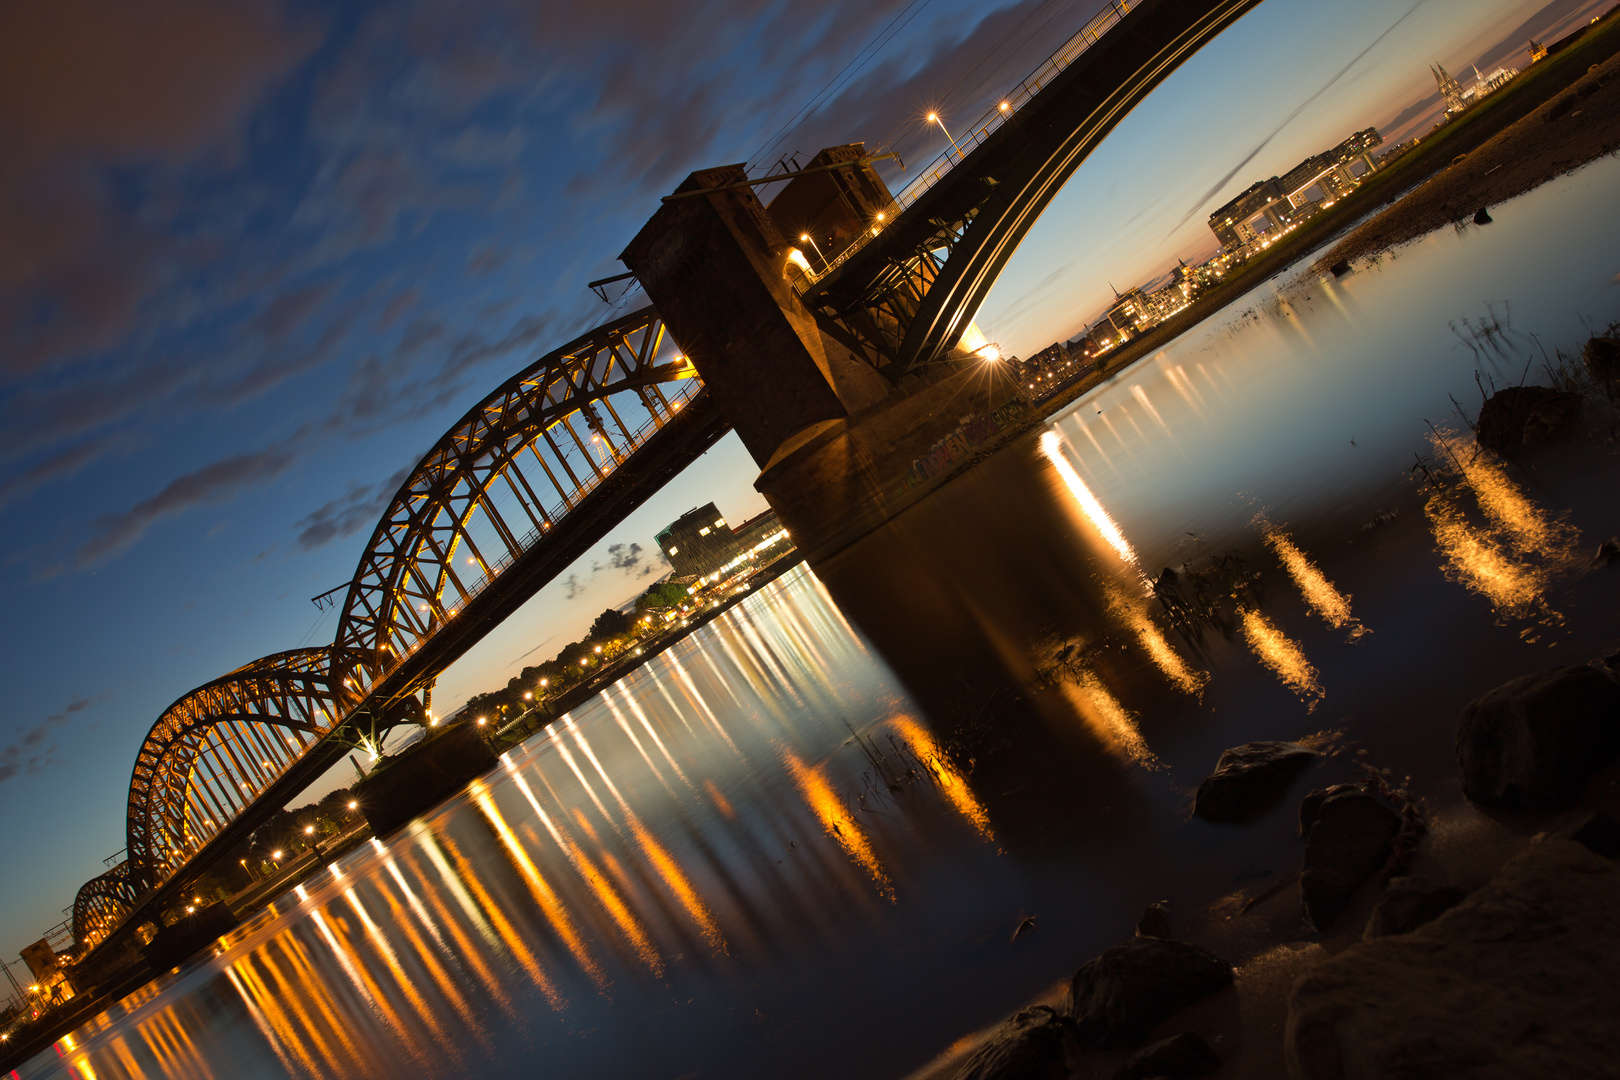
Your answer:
904;352;1620;1080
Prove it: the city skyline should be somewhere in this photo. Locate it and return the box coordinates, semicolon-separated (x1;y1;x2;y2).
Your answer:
0;0;1609;957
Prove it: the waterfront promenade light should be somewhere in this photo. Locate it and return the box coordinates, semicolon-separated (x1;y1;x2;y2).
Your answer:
927;111;965;160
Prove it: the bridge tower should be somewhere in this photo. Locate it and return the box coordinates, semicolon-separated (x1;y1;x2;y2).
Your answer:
622;144;1023;558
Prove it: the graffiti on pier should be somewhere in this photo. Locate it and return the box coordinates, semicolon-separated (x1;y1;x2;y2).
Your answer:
898;401;1028;494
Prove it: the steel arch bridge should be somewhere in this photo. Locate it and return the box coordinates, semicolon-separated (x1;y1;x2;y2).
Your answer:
74;0;1266;962
75;305;727;957
73;647;351;948
330;304;702;699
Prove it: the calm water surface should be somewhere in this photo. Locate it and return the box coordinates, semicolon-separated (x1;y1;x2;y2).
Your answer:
21;157;1620;1079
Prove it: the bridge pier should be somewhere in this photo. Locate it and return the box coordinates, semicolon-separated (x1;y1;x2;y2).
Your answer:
623;145;1026;560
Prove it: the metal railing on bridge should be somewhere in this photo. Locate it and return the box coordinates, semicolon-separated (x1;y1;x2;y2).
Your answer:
802;0;1132;286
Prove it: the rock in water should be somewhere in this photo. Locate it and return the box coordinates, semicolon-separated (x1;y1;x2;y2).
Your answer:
1474;384;1581;453
1299;784;1402;933
1456;664;1620;815
1111;1032;1221;1079
1193;741;1318;824
1472;206;1492;225
952;1006;1075;1080
1067;938;1233;1050
1363;876;1468;940
1286;840;1620;1079
1135;901;1171;939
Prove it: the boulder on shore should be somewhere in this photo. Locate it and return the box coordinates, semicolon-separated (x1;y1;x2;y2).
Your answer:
1193;741;1317;824
1455;664;1620;816
1286;839;1620;1079
1583;334;1619;382
1362;876;1468;940
1111;1032;1221;1080
1473;384;1581;453
952;1005;1075;1080
1066;938;1233;1050
1299;784;1402;933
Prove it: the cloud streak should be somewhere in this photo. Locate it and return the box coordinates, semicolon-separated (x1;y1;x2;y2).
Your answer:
77;445;297;567
0;693;106;784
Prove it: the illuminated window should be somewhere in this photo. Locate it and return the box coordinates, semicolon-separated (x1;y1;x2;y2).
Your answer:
668;546;678;555
699;527;710;536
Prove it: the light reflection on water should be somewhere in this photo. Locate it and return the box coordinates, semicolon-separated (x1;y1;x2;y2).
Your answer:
24;160;1620;1080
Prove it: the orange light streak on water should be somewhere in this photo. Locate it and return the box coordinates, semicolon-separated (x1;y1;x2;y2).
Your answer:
603;693;676;795
782;750;893;899
506;772;662;976
472;787;602;990
1040;430;1138;567
344;888;456;1049
627;816;726;950
612;684;691;786
549;724;613;823
433;833;566;1006
1238;608;1323;707
1060;671;1158;766
1431;431;1578;560
1423;493;1551;617
1104;586;1207;694
704;778;735;818
888;716;994;841
1261;525;1367;639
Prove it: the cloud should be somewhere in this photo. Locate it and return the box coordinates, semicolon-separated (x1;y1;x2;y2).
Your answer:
77;445;297;567
563;572;583;600
292;466;412;551
0;693;106;783
0;432;136;509
595;542;646;576
378;287;420;330
251;282;336;345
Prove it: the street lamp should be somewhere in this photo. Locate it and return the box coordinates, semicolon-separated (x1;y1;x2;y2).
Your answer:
799;232;828;270
927;112;965;160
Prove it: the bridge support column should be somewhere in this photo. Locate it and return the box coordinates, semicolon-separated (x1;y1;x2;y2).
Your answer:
623;146;1027;560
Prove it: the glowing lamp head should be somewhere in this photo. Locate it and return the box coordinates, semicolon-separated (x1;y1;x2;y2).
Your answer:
272;850;282;860
999;101;1010;111
927;111;938;122
347;800;357;810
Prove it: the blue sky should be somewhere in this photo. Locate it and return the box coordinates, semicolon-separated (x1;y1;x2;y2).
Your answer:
0;0;1604;956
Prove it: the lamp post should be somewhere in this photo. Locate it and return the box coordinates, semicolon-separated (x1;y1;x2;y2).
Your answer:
927;112;965;160
798;233;828;270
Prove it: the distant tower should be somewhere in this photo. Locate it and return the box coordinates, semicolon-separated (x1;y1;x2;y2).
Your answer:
1432;63;1467;113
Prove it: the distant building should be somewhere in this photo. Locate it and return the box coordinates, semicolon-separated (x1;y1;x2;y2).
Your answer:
1433;60;1519;117
656;503;740;579
1433;63;1469;113
733;508;789;558
1207;128;1383;253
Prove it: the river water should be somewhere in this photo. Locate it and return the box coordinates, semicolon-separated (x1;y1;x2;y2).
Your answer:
19;158;1620;1080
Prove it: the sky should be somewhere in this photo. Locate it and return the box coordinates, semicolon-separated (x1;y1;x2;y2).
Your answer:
0;0;1606;961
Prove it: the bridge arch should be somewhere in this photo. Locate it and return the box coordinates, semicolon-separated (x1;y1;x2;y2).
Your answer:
121;648;350;904
72;859;142;954
805;0;1262;377
331;304;702;694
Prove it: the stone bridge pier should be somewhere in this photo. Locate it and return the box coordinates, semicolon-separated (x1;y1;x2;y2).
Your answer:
622;144;1025;561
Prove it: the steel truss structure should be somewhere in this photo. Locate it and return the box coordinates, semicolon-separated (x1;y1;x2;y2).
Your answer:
803;0;1259;381
331;304;696;694
73;305;704;953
